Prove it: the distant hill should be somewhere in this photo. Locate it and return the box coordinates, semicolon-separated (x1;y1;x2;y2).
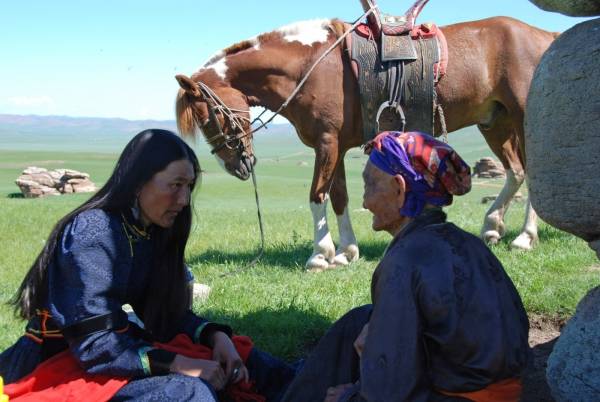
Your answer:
0;114;297;152
0;114;494;162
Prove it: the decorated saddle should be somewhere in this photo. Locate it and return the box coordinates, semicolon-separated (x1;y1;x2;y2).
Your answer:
349;0;448;143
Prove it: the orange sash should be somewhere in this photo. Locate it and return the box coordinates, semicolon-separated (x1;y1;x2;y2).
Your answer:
437;378;522;402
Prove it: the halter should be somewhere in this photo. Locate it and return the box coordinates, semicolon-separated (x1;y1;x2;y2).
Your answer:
194;81;253;156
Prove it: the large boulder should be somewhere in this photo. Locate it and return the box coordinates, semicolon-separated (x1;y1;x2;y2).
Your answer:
15;167;97;198
525;18;600;257
546;286;600;401
529;0;600;16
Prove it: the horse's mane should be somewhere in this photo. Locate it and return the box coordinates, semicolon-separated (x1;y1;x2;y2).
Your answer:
223;40;256;56
176;88;196;138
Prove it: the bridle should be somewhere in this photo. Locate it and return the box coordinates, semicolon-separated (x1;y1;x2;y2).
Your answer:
194;81;253;156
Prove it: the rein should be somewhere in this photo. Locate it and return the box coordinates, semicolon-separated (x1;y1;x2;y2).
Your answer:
219;166;264;278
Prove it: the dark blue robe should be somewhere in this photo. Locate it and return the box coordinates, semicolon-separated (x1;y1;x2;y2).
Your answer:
1;209;294;401
283;209;530;402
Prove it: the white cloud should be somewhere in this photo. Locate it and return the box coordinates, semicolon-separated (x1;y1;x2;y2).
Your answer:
7;95;55;107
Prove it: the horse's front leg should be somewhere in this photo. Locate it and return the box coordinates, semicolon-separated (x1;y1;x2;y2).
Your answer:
306;138;340;271
330;158;359;266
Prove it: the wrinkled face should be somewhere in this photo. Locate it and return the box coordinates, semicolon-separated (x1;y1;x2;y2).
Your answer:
362;161;407;235
138;159;195;228
194;89;256;181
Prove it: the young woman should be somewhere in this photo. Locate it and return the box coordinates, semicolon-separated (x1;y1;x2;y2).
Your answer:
1;129;294;401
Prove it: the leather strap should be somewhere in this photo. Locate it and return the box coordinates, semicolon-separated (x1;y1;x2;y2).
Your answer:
61;311;129;340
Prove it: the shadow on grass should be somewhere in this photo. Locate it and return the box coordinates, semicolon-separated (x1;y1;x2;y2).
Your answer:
198;305;334;361
7;193;24;199
187;239;388;269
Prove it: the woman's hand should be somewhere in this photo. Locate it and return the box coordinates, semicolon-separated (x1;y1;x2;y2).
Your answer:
211;331;249;384
170;354;227;390
353;323;369;358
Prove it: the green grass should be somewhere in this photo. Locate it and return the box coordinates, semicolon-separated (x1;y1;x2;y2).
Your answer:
0;127;597;361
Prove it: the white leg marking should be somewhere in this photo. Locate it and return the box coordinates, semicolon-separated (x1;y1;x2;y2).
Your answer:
333;207;359;266
306;198;336;271
277;19;330;46
511;195;539;251
481;169;524;244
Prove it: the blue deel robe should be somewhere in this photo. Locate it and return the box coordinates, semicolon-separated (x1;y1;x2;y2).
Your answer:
1;209;295;401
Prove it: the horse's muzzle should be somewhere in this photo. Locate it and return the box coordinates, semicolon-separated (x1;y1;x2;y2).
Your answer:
232;154;256;181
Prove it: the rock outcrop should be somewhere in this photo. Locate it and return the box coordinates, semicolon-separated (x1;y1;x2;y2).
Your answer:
529;0;600;16
525;18;600;250
546;286;600;401
15;167;97;198
472;157;506;179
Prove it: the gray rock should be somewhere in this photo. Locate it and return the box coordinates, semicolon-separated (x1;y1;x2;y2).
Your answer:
15;166;97;198
473;157;506;178
546;286;600;401
529;0;600;16
525;19;600;246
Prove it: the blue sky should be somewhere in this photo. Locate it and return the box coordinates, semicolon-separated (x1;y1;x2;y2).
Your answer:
0;1;590;121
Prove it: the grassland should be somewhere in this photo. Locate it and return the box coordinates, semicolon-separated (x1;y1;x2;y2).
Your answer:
0;127;598;360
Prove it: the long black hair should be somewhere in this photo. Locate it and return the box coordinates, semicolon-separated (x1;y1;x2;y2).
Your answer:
12;129;200;341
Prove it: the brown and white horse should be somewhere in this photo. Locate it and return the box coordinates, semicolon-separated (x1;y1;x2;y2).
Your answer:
175;16;556;269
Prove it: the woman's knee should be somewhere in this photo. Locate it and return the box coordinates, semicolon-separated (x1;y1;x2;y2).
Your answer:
162;374;217;401
114;373;218;401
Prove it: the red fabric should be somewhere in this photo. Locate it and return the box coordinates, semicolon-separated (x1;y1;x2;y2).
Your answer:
438;378;523;402
6;334;263;402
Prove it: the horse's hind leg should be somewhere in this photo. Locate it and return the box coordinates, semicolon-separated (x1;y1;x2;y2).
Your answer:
329;158;359;266
478;114;526;245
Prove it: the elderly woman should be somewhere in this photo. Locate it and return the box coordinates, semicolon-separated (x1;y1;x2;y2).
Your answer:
0;129;294;401
283;131;530;402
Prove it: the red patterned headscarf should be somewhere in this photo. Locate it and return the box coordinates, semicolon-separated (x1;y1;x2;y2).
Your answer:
366;131;472;217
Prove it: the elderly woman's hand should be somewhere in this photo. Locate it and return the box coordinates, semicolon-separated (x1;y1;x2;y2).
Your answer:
324;383;354;402
211;331;249;385
353;323;369;358
170;355;227;390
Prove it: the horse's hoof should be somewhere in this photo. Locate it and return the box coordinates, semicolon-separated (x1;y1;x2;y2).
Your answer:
333;245;359;266
482;230;502;245
510;233;537;251
306;253;331;272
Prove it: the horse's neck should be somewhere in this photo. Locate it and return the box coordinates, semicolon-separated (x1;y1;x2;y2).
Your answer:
222;20;335;113
225;47;303;112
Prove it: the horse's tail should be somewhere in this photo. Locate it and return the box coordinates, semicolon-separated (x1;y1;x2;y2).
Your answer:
175;88;197;139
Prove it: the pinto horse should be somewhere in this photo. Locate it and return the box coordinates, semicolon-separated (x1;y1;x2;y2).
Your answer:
175;16;556;270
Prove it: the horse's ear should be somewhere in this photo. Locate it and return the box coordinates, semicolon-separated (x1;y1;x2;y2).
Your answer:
175;74;203;99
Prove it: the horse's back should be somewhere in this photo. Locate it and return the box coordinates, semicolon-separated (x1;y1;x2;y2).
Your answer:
442;16;555;59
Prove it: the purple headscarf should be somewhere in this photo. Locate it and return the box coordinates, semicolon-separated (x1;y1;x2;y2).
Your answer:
367;131;472;217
